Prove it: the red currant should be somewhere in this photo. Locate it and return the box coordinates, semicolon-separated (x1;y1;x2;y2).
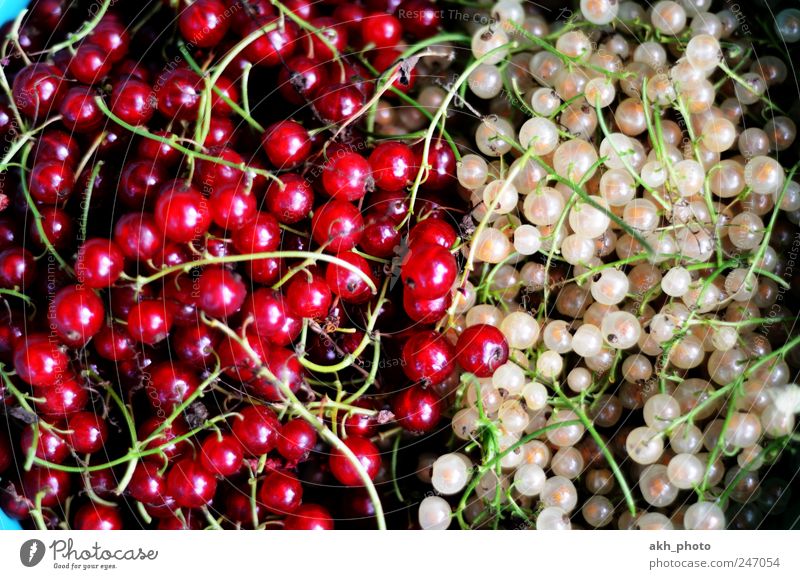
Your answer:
329;436;381;486
259;470;303;514
166;458;217;508
455;324;509;378
52;285;105;347
200;434;244;477
311;200;364;253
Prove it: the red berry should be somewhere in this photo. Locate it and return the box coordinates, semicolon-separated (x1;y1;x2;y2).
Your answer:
94;324;137;362
198;266;247;319
20;424;69;464
14;334;70;388
402;331;455;384
359;215;401;258
242;18;297;66
113;213;163;261
325;251;375;303
401;0;441;39
157;68;203;121
455;324;509;378
154;182;211;242
200;434;244;477
52;285;105;347
311;200;364;253
277;418;317;462
262;120;311;169
284;503;334;530
59;86;103;133
138;417;190;461
28;160;74;204
74;503;123;530
265;173;313;224
144;362;200;413
137;131;182;167
286;273;332;319
33;376;88;418
210;183;256;230
12;64;65;120
22;466;72;508
34;130;79;166
68;43;111;84
304;17;347;60
75;238;125;289
111;76;154;125
278;55;327;104
401;243;456;299
88;19;129;63
329;436;381;486
341;402;380;438
315;83;364;123
369;142;416;190
415;138;456;191
66;412;107;454
232;405;282;457
259;470;303;514
127;300;174;345
361;14;402;49
403;288;452;323
172;324;220;368
119;160;166;208
244;288;302;346
179;0;230;47
32;206;75;251
249;345;305;401
167;458;217;508
0;248;37;289
408;218;457;249
128;461;167;505
322;151;373;201
393;384;441;433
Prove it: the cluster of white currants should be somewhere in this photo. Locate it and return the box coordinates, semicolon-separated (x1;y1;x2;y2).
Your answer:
418;0;800;530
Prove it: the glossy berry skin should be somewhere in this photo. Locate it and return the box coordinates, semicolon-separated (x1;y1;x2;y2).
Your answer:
369;142;416;190
360;14;402;49
284;504;334;530
341;403;380;438
329;436;381;487
402;331;455;384
94;324;137;362
232;405;282;457
20;424;69;464
325;251;374;303
209;184;256;229
113;213;163;262
88;19;129;63
157;68;203;121
259;470;303;514
119;160;166;208
155;183;211;243
265;173;313;224
137;131;182;167
14;334;70;388
166;459;217;509
315;83;364;123
52;285;105;347
145;362;199;413
32;206;75;251
173;324;219;368
242;18;297;66
322;151;373;201
408;218;457;249
75;238;125;289
244;288;302;346
33;377;88;418
277;418;317;462
311;200;364;253
12;64;65;120
127;300;174;345
286;273;332;319
198;266;247;319
200;434;244;477
393;385;441;433
28;160;74;204
401;243;457;300
278;55;327;105
66;412;107;454
359;215;401;258
304;17;347;60
262;121;311;169
138;417;190;461
34;130;79;166
402;0;441;38
403;289;451;323
22;466;72;508
111;77;154;125
415;139;456;191
250;346;305;402
232;211;281;255
74;504;123;530
0;248;36;289
456;324;509;378
179;0;230;47
59;86;103;133
128;461;167;505
68;43;111;85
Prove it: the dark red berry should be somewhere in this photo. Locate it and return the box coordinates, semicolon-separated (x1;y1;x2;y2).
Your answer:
66;412;107;454
200;434;244;477
286;273;332;319
75;238;125;289
361;14;402;49
22;466;72;508
166;458;217;509
12;64;65;120
325;251;375;303
408;218;457;249
232;405;282;457
402;331;455;384
311;200;364;253
154;182;211;242
262;120;311;169
74;503;123;530
128;461;167;505
401;243;457;299
52;285;105;347
28;160;74;204
20;424;69;464
14;334;70;388
243;288;302;346
157;68;203;121
127;300;174;345
455;324;509;378
284;503;333;530
0;248;36;289
68;43;111;84
179;0;230;47
265;173;313;224
322;151;373;201
198;266;247;319
403;288;451;323
393;385;441;433
369;141;416;190
277;418;317;462
329;436;381;486
259;470;303;514
315;83;364;123
111;76;154;125
209;183;256;230
278;55;327;105
144;362;200;413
